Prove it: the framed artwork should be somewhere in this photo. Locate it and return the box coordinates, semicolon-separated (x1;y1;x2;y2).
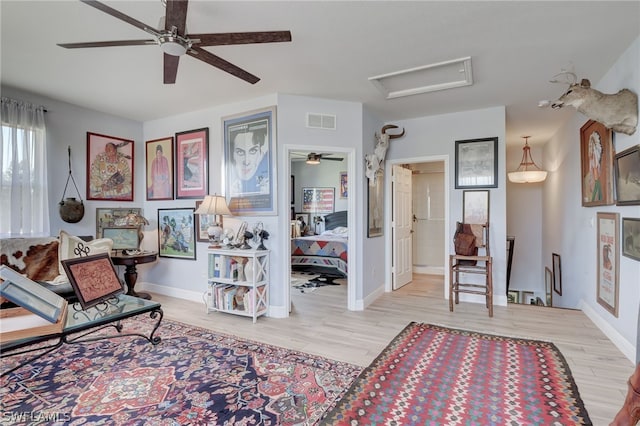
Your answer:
597;212;619;317
340;171;348;198
552;253;562;296
157;208;196;260
521;291;534;305
61;253;124;310
194;200;216;243
368;170;384;238
455;137;498;189
622;217;640;261
291;175;295;204
175;128;208;199
302;187;335;214
96;208;142;239
545;266;553;307
507;290;519;304
223;106;277;215
462;190;489;224
102;227;139;251
295;213;310;227
614;144;640;205
580;120;614;207
86;132;134;201
146;137;174;201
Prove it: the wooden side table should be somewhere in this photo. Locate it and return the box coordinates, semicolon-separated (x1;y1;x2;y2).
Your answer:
111;252;157;299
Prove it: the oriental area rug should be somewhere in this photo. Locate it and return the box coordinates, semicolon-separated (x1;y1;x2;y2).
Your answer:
321;322;592;425
0;318;361;425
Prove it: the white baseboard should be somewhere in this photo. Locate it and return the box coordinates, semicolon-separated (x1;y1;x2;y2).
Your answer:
413;266;444;275
140;281;203;303
580;299;635;363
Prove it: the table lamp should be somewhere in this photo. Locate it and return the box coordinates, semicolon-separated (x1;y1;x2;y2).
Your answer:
195;195;232;248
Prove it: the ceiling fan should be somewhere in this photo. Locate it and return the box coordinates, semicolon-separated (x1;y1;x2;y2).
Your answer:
304;153;344;165
57;0;292;84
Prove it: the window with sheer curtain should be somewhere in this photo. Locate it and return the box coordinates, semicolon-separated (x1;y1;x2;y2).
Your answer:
0;97;49;237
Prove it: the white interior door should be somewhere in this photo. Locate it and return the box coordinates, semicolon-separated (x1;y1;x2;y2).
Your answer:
392;165;413;290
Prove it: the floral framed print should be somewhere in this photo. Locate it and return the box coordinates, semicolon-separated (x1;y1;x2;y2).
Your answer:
175;128;208;199
455;137;498;189
146;137;174;201
622;217;640;261
597;212;619;317
580;120;614;207
223;106;277;215
614;144;640;205
463;190;489;224
87;132;134;201
157;208;196;260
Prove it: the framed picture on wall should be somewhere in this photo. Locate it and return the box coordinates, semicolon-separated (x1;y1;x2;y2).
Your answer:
339;171;348;198
455;137;498;189
580;120;614;207
596;212;619;317
96;207;142;239
175;128;208;199
552;253;562;296
302;187;335;213
86;132;134;201
367;170;384;237
462;190;489;224
622;217;640;261
145;136;174;201
614;144;640;205
157;208;196;260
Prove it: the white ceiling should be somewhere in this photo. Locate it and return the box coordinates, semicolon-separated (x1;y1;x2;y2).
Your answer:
2;1;639;147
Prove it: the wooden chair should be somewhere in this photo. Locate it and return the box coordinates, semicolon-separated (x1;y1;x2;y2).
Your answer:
449;222;493;317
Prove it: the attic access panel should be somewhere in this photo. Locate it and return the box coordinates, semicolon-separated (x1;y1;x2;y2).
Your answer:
369;57;473;99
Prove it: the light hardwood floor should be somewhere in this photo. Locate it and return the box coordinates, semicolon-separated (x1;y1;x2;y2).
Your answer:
150;273;633;426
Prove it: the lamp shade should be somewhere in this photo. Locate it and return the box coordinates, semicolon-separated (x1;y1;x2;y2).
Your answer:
194;195;231;216
508;136;547;184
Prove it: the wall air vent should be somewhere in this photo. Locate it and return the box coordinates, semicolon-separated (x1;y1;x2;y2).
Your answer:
306;113;336;130
369;56;473;99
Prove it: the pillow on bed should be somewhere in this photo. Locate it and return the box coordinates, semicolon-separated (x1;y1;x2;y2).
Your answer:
322;226;348;237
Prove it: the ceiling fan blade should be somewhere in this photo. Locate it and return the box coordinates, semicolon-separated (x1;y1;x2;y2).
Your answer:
186;46;259;84
164;54;180;84
80;0;160;35
165;0;188;34
322;157;344;161
58;40;157;49
189;31;292;47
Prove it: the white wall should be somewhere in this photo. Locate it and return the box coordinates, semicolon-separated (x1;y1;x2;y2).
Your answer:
544;36;640;361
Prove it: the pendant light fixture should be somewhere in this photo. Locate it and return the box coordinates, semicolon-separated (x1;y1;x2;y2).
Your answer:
508;136;548;183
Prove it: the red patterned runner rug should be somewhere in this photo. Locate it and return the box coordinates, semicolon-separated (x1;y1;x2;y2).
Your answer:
321;322;591;425
1;318;361;425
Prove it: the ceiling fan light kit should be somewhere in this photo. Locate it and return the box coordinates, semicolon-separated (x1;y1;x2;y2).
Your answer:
58;0;292;84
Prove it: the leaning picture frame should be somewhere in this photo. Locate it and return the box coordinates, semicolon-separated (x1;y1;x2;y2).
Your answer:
462;190;489;224
157;208;196;260
596;212;619;317
545;266;553;307
614;144;640;206
552;253;562;296
580;120;614;207
146;136;174;201
455;137;498;189
61;253;124;310
175;128;209;199
86;132;134;201
622;217;640;261
223;106;277;215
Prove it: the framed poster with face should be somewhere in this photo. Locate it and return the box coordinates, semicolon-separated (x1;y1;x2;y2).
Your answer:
146;137;174;201
86;132;134;201
175;128;208;199
223;106;277;215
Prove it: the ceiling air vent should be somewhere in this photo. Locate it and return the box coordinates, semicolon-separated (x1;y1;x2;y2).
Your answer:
369;56;473;99
306;113;336;130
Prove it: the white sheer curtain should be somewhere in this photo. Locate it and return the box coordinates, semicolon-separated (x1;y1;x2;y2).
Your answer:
0;97;49;237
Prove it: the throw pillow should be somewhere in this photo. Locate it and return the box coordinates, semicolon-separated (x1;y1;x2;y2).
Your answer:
57;230;114;277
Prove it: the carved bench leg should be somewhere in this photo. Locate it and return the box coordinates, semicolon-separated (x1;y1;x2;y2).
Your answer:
611;363;640;426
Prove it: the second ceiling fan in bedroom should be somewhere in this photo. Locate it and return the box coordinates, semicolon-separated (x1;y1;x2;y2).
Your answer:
304;153;343;165
58;0;292;84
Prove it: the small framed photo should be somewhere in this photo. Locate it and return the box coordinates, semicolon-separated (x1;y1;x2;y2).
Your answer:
194;200;216;243
339;172;348;198
552;253;562;296
614;144;640;206
622;217;640;261
507;290;519;304
462;190;489;224
175;128;209;199
86;132;134;201
158;208;196;260
521;291;535;305
597;212;619;317
61;253;124;310
580;120;614;207
146;137;174;201
455;137;498;189
102;227;140;251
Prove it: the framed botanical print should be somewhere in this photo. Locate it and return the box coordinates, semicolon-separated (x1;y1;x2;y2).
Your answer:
175;128;208;199
146;137;174;200
596;212;619;317
614;144;640;205
455;137;498;189
157;208;196;260
86;132;134;201
223;106;277;215
580;120;614;207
